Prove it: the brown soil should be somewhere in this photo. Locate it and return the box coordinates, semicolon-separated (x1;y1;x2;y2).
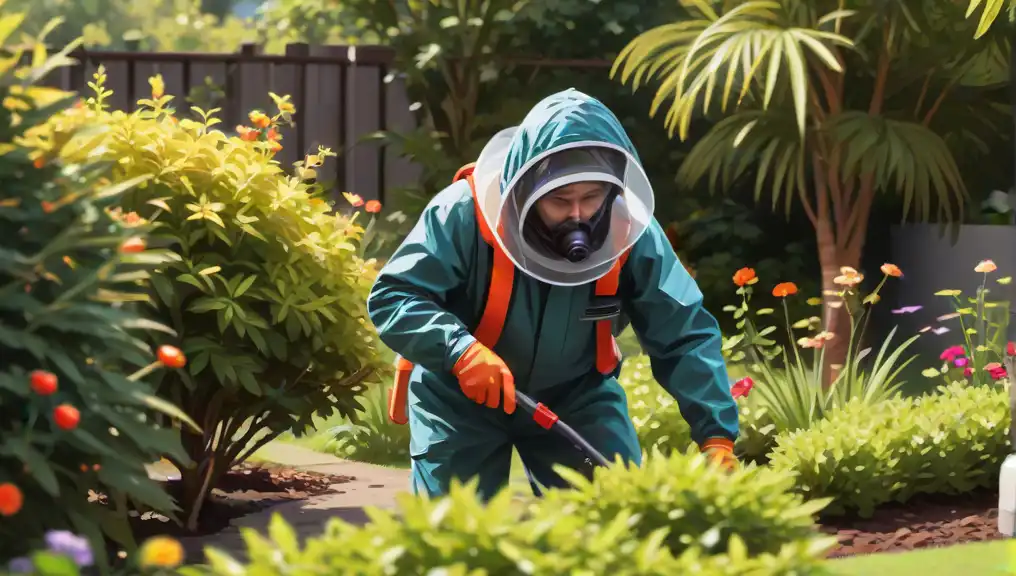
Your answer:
129;461;353;540
820;488;1001;557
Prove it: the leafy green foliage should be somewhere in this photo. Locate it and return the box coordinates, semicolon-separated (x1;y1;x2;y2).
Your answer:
184;450;834;575
620;355;776;462
35;69;387;530
0;12;192;567
322;384;410;466
770;381;1011;517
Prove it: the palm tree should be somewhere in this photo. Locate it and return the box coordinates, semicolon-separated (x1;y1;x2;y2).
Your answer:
611;0;1009;384
965;0;1012;37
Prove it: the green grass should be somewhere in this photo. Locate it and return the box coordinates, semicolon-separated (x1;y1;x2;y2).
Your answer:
830;540;1014;574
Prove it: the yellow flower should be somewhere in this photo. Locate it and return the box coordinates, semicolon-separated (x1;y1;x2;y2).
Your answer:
249;110;271;129
149;75;165;100
975;259;998;273
138;536;183;568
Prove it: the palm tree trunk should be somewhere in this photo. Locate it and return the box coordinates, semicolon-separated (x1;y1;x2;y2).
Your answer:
815;207;858;388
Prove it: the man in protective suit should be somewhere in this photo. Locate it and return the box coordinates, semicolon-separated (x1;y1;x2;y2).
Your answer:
367;88;739;500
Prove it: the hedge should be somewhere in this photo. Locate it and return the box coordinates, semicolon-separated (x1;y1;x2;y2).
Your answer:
182;450;836;575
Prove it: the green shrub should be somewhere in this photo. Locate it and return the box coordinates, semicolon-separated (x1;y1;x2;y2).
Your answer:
621;355;776;461
41;68;387;530
186;451;835;575
539;448;832;559
1;19;195;569
770;381;1010;517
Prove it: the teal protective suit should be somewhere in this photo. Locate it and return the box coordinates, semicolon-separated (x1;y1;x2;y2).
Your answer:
367;89;738;500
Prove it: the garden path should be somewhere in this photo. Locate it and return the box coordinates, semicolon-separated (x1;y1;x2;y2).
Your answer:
177;442;412;564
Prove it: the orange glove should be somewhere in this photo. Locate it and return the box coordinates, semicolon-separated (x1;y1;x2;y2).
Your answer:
452;342;516;414
700;438;738;472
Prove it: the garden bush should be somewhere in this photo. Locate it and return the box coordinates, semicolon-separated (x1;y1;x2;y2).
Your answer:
770;381;1010;517
185;450;835;575
29;69;387;530
621;355;775;462
0;14;196;570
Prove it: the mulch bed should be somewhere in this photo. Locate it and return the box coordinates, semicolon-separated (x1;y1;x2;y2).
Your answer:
129;462;354;540
820;488;1002;557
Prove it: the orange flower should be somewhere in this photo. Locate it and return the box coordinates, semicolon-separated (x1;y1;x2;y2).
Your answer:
157;345;187;369
248;111;271;129
266;128;279;141
343;192;364;208
119;237;146;253
880;263;902;277
772;282;798;298
365;200;382;213
732;267;756;287
268;140;282;153
41;200;55;213
237;126;259;141
0;483;23;516
975;260;998;273
33;157;45;169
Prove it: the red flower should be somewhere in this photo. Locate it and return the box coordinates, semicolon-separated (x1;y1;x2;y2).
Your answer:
53;404;80;430
1007;341;1015;356
30;370;58;396
365;200;382;213
0;483;23;516
157;345;187;369
963;367;974;378
731;377;754;399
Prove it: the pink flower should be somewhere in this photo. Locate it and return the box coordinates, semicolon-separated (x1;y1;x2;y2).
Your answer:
940;345;965;362
954;357;969;368
731;377;754;399
964;367;973;378
1008;341;1015;356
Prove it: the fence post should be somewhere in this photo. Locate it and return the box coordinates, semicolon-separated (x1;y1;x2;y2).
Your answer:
285;43;310;164
234;43;267;130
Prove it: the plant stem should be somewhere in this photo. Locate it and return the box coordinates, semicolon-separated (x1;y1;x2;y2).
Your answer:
127;361;160;382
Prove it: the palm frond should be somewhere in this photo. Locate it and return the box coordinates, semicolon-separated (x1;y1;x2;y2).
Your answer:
965;0;1010;39
826;112;968;223
611;1;853;140
676;109;806;217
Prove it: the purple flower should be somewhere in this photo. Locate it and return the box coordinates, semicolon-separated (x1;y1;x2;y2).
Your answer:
954;357;969;367
44;530;93;567
892;305;923;315
7;557;33;573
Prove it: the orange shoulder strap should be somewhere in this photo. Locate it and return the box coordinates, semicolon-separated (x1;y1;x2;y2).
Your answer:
593;249;631;375
389;163;515;424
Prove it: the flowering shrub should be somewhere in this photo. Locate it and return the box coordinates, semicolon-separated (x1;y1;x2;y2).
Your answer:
922;258;1013;386
24;68;387;531
0;14;197;567
722;264;917;434
194;451;834;575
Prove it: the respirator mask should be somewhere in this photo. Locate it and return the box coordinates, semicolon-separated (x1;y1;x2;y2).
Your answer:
523;185;620;263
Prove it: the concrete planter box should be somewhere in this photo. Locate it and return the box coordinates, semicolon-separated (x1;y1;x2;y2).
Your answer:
887;224;1016;389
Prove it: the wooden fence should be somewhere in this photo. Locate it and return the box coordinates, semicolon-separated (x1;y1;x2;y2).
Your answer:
44;43;419;204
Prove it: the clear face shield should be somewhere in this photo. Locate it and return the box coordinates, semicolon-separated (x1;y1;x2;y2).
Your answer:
492;145;654;286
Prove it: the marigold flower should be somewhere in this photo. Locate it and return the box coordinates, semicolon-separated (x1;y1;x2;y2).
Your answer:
975;259;998;273
880;263;902;277
732;267;756;287
138;536;184;568
365;200;382;213
772;282;798;298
